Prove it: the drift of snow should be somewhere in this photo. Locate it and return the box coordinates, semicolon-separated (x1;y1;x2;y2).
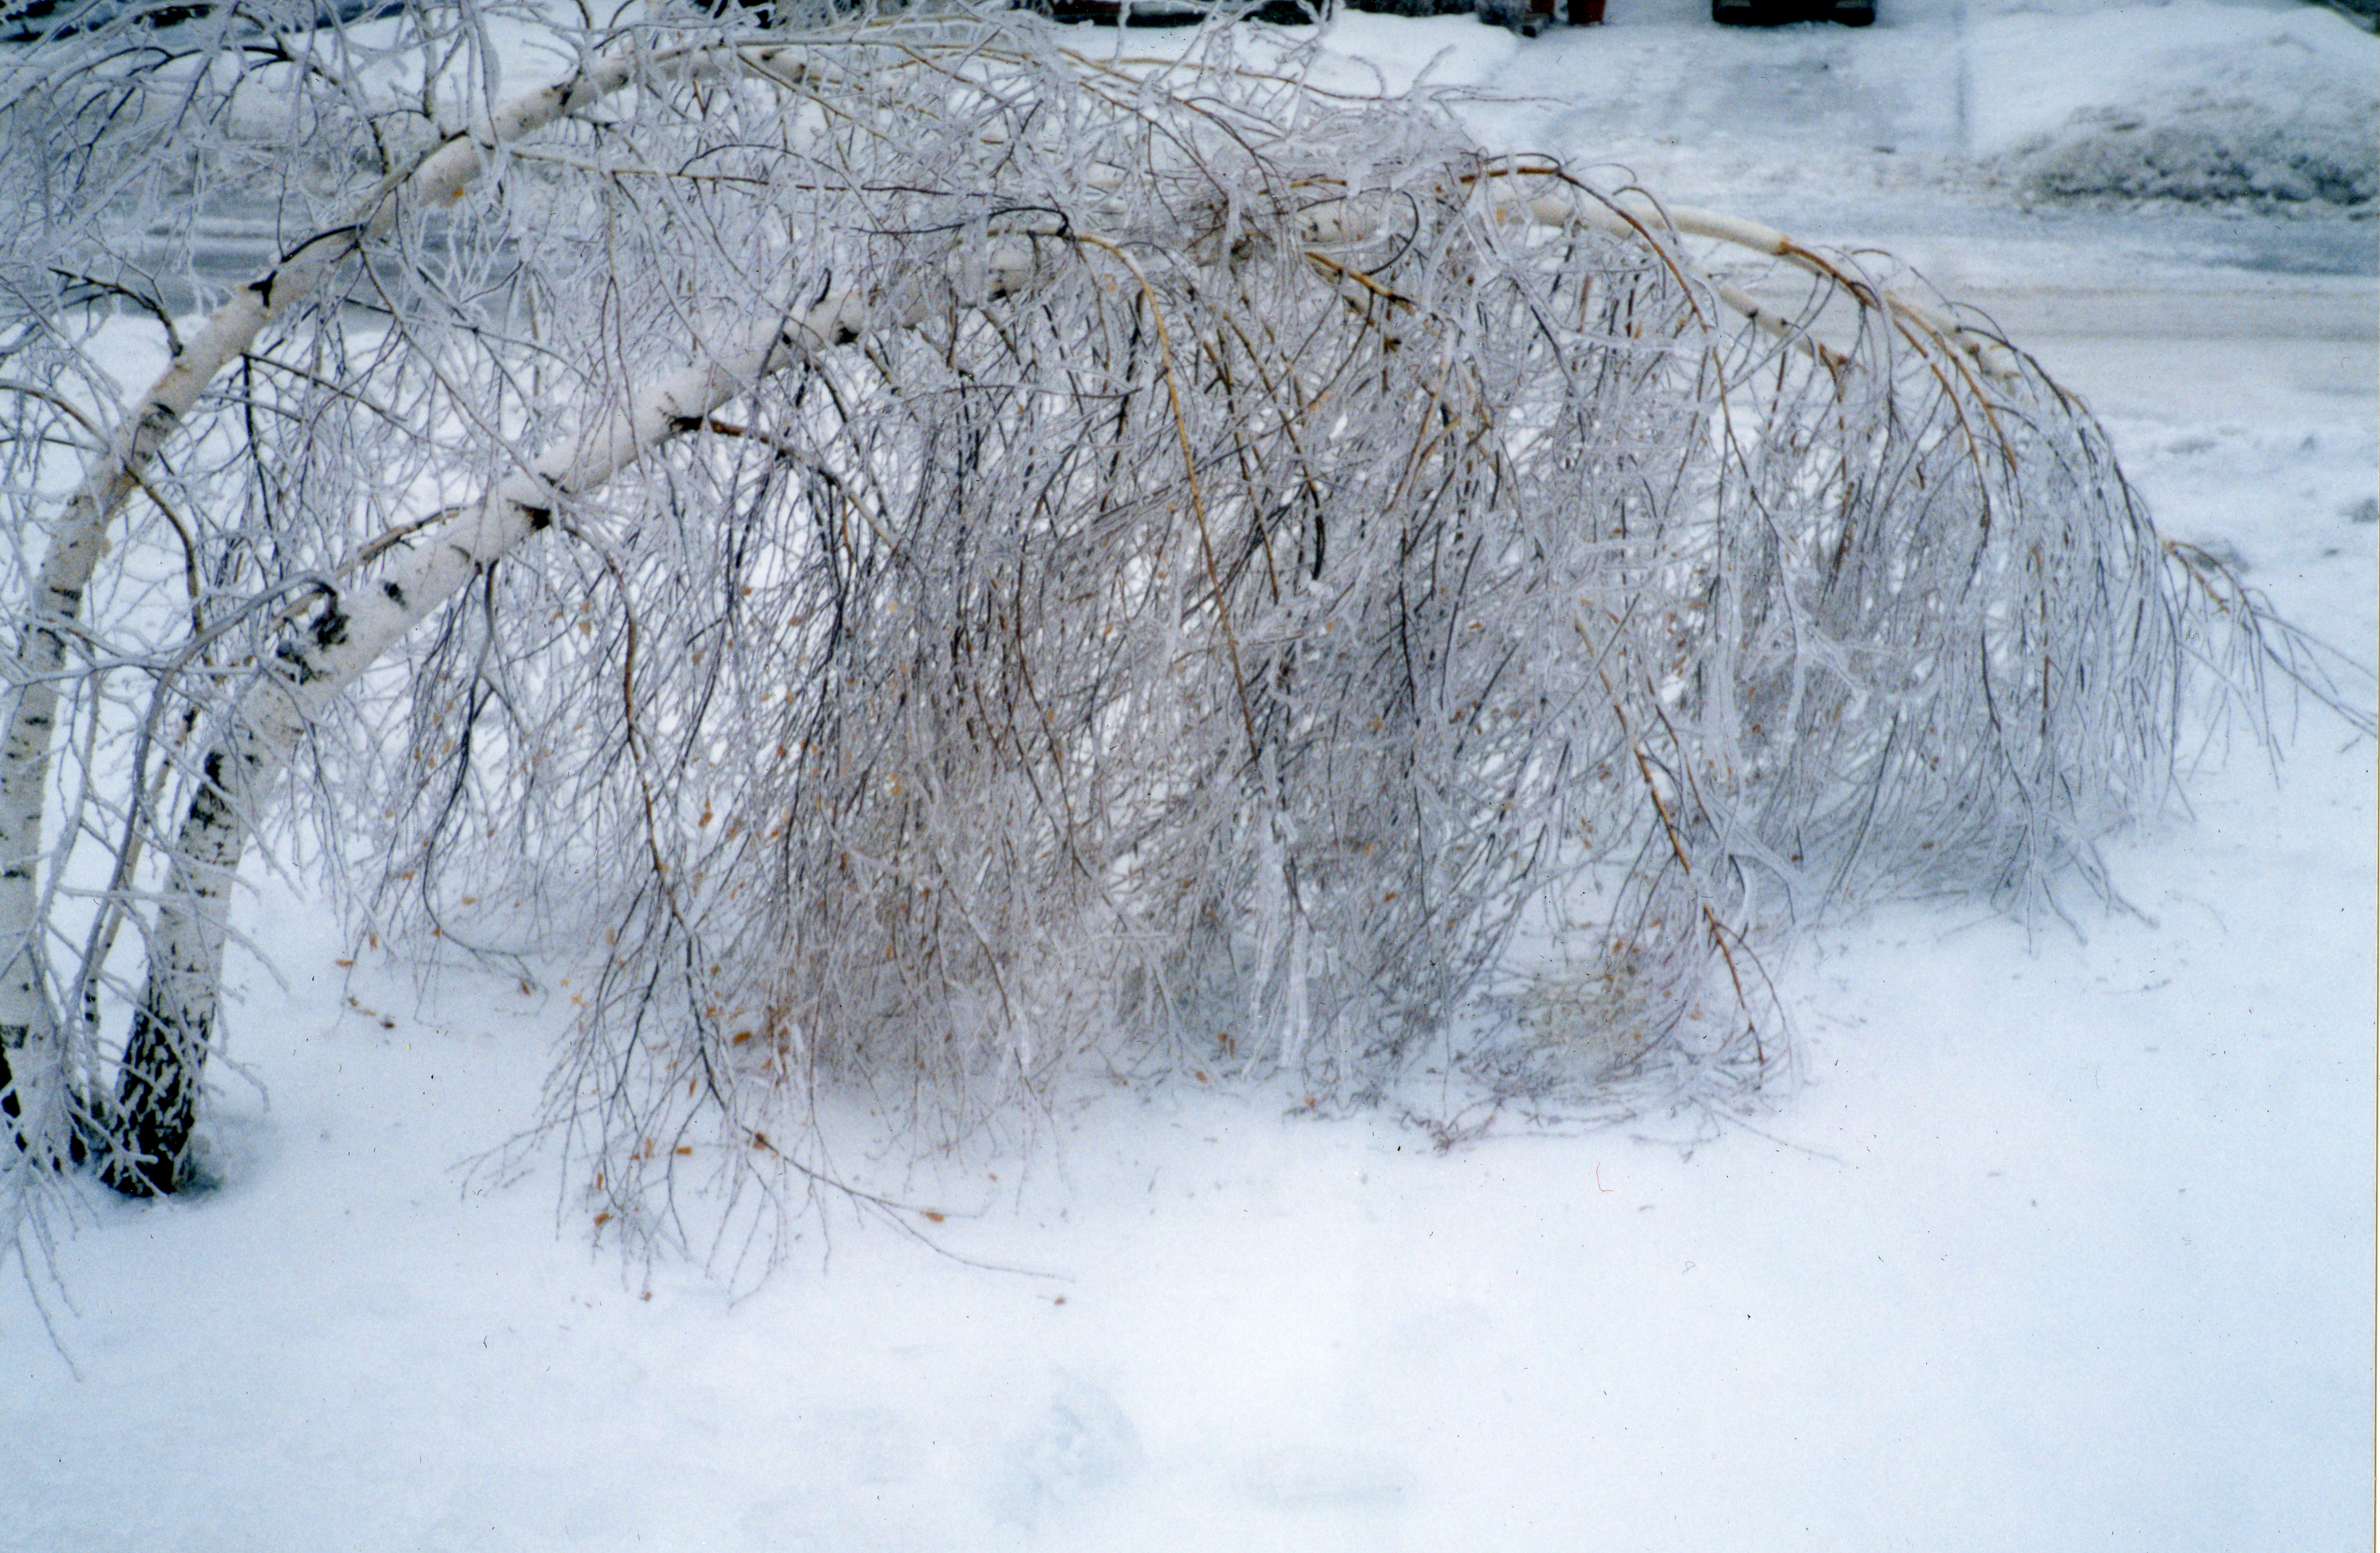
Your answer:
1972;2;2378;203
1402;0;2377;211
3;1;2371;1550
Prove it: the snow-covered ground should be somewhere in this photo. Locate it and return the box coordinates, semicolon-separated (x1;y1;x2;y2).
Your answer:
5;2;2373;1549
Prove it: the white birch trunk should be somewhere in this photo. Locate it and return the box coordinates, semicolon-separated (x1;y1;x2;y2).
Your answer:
1;38;806;1154
102;279;877;1189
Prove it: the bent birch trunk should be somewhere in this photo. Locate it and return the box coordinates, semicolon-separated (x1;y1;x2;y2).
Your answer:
86;160;2055;1189
0;35;810;1158
98;281;877;1190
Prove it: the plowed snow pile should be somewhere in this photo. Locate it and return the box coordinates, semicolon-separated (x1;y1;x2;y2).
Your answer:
1973;2;2376;204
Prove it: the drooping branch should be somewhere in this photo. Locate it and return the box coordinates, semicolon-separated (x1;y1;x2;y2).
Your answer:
0;20;824;1153
0;12;2317;1265
91;264;888;1189
92;200;1074;1191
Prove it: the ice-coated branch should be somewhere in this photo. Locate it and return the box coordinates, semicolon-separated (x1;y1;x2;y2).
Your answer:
95;204;1060;1191
92;267;887;1191
1478;174;2021;377
0;11;2296;1259
0;23;820;1150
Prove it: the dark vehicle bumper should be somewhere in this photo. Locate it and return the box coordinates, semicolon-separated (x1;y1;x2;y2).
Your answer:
1711;0;1874;24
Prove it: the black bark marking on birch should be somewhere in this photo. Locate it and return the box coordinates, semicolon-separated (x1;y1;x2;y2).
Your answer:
251;270;279;309
383;580;407;609
310;602;349;650
102;990;206;1196
188;777;233;829
274;640;322;684
523;507;551;533
101;750;240;1195
191;749;235;826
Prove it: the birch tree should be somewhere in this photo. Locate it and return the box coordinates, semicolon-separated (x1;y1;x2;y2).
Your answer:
0;2;2344;1271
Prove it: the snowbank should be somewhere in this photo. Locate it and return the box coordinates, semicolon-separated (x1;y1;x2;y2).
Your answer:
1972;1;2379;204
1334;0;2378;212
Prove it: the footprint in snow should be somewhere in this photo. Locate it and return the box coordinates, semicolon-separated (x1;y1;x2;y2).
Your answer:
990;1372;1142;1528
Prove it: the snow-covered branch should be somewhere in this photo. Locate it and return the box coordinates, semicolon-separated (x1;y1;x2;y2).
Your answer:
95;272;881;1189
0;24;828;1061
